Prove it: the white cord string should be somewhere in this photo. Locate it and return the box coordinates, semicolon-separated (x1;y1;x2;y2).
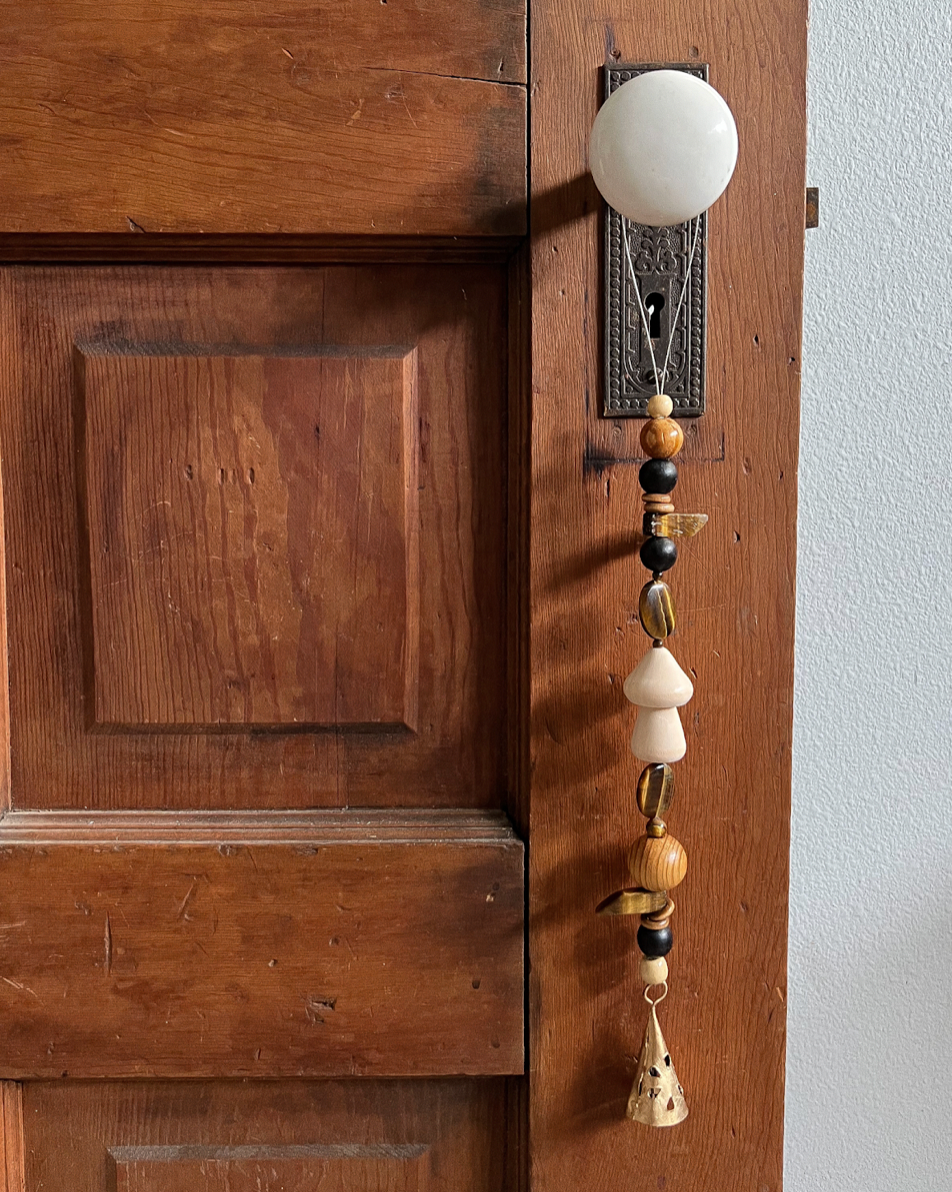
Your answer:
621;215;703;398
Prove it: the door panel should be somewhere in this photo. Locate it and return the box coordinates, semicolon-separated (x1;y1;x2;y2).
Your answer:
20;1080;515;1192
0;811;522;1078
0;3;526;236
0;265;509;809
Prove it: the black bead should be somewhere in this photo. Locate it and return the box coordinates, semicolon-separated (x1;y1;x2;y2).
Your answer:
638;924;673;958
640;536;677;573
639;458;678;494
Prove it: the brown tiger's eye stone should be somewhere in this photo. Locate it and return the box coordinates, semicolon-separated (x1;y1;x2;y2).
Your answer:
640;417;684;459
635;763;674;818
639;579;676;641
628;832;688;892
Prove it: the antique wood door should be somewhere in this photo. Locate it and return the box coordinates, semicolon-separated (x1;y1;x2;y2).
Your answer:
0;1;806;1190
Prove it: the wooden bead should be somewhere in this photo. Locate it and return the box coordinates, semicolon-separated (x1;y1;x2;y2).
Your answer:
642;898;676;930
646;393;674;418
640;417;684;459
637;580;676;642
642;497;675;514
630;706;686;764
637;922;674;957
635;764;674;819
639;535;677;573
625;644;693;706
639;458;678;494
628;833;687;891
639;955;668;985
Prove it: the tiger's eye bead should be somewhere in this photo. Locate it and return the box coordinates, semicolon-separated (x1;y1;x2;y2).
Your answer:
639;458;678;494
636;763;675;818
640;535;677;573
639;579;676;641
646;817;666;838
647;393;674;418
637;923;674;958
639;955;669;985
640;418;684;459
628;833;688;892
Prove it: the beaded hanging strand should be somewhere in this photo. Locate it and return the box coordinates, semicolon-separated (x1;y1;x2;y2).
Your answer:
597;217;708;1128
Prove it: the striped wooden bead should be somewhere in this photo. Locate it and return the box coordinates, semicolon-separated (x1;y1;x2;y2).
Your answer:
628;833;688;892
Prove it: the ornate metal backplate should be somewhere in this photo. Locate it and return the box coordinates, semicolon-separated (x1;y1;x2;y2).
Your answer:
604;63;708;418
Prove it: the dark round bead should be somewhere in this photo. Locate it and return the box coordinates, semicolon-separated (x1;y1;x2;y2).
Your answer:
639;458;678;494
637;924;673;958
640;536;677;573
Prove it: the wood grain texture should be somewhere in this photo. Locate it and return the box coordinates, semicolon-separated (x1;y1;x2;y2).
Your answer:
0;810;523;1078
80;348;418;731
0;265;509;809
0;1085;23;1192
22;1080;508;1192
528;8;806;1192
0;2;526;236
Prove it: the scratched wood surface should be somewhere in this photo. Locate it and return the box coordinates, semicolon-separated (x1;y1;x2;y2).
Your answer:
0;810;523;1078
22;1080;514;1192
0;264;509;809
0;2;526;236
527;6;806;1192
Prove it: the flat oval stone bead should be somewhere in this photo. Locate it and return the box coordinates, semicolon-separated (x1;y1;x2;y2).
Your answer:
628;833;688;892
631;706;686;764
640;417;684;459
624;647;693;708
638;579;676;641
636;763;674;818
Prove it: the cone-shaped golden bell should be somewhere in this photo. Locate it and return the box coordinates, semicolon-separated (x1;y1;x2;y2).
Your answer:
627;1003;688;1127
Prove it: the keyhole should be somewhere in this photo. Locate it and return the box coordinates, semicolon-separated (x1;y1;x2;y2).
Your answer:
645;292;665;339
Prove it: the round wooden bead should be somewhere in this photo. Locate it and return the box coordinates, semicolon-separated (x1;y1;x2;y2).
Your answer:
639;458;678;494
647;393;674;418
628;833;687;891
640;417;684;459
636;764;674;818
639;955;669;985
637;923;674;957
630;706;686;764
640;535;677;573
638;580;676;641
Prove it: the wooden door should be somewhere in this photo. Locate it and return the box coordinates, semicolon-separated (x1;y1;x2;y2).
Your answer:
0;1;806;1190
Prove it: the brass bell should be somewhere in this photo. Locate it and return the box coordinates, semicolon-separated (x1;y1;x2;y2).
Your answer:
627;1002;688;1127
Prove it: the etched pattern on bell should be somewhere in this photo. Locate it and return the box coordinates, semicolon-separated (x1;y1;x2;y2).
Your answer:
627;1004;689;1127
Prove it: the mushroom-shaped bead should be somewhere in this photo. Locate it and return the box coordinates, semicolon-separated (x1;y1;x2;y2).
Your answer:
628;833;688;892
631;707;686;763
624;647;693;708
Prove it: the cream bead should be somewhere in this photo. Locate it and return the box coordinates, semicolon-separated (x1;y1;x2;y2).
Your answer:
630;706;686;764
647;393;674;418
639;955;668;986
624;647;693;708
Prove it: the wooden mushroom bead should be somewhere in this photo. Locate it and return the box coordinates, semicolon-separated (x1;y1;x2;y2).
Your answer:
636;764;674;819
628;832;688;892
640;955;669;985
640;417;684;459
630;706;686;764
625;644;693;705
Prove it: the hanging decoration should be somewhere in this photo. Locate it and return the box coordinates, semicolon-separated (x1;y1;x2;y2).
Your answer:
589;66;738;1126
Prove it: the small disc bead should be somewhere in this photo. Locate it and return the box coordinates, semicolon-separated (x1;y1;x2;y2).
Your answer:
637;922;674;958
640;417;684;460
640;536;677;574
639;458;678;494
639;955;669;985
646;393;674;418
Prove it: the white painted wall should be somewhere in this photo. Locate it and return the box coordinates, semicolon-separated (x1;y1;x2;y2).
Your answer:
786;1;952;1186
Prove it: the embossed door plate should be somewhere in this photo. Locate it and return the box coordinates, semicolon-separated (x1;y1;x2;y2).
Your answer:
604;62;708;418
